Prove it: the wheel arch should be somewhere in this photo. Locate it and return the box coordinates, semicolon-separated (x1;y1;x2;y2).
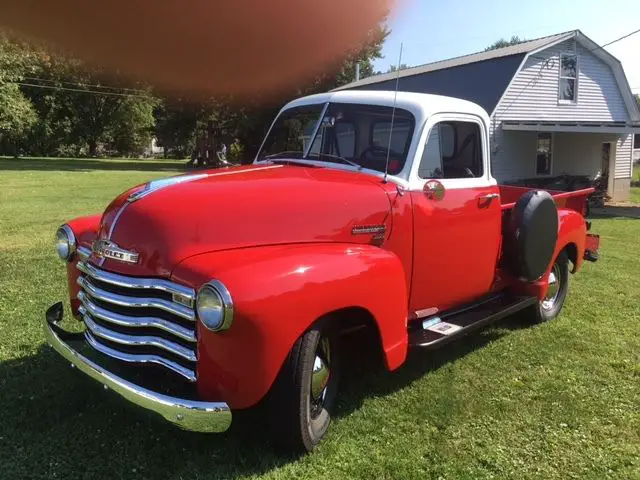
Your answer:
555;208;587;274
562;242;578;273
172;243;409;409
319;306;385;367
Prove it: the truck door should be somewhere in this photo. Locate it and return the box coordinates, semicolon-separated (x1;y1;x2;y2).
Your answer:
409;114;501;316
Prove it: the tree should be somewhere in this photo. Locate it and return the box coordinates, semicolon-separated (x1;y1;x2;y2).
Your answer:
22;52;158;157
485;35;526;51
154;23;389;161
635;94;639;110
0;15;388;159
0;33;159;157
0;33;37;152
107;96;158;156
0;83;37;154
386;63;410;73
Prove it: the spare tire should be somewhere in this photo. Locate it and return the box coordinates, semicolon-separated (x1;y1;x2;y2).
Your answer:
506;190;558;282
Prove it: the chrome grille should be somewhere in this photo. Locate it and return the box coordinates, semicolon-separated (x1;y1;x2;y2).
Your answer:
76;261;197;382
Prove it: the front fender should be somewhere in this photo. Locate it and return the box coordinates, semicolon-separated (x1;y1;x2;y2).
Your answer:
65;215;101;313
171;243;409;409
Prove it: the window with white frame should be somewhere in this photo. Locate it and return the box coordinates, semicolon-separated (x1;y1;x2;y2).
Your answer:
418;121;484;179
559;53;578;102
536;133;553;175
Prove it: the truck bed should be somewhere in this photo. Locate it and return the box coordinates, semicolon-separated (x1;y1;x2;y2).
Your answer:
499;185;594;213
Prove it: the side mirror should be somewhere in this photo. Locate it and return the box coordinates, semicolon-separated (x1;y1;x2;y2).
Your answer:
424;180;445;201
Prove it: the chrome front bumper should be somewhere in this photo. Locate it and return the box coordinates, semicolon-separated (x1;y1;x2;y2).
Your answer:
44;303;231;433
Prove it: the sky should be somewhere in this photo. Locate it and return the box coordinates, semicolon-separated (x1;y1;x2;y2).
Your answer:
375;0;640;94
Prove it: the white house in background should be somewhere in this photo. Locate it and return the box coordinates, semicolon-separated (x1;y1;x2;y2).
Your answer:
144;137;164;157
337;30;640;201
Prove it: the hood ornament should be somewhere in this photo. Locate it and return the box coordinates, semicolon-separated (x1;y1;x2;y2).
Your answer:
92;239;139;264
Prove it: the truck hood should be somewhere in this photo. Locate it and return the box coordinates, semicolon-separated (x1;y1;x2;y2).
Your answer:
92;164;394;277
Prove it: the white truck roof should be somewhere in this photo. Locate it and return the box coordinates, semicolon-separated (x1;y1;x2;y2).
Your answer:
282;90;491;126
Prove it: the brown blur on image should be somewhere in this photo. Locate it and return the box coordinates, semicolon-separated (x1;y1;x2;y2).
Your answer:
0;0;392;99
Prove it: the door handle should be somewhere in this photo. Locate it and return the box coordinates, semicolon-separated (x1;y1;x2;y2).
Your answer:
478;193;499;208
480;193;499;200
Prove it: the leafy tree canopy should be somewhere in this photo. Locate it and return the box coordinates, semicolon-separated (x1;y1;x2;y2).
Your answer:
0;20;388;160
485;35;527;51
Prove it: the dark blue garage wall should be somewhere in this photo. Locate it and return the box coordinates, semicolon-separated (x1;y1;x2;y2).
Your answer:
348;54;526;115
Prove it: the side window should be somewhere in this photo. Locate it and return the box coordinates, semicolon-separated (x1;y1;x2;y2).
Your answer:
418;121;484;179
559;53;578;103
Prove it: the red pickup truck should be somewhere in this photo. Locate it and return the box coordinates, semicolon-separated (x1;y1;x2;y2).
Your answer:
45;90;600;453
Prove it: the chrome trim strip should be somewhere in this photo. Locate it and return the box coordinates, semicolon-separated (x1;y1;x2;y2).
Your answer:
78;246;91;261
78;292;196;342
81;308;196;362
127;174;209;203
107;203;129;240
77;277;196;321
85;330;196;382
44;314;231;432
77;262;195;300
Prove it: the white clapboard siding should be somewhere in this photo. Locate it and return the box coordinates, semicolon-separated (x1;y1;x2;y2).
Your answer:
490;38;632;181
494;39;629;123
616;134;633;179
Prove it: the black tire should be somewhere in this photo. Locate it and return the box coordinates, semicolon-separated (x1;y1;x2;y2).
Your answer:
268;321;339;453
529;251;569;323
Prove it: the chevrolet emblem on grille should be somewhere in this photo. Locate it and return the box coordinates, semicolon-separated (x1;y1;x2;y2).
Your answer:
92;239;139;264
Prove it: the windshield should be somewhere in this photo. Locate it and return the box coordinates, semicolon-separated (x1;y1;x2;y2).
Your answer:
257;102;415;175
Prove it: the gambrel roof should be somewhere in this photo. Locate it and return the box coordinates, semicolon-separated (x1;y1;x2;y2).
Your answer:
335;30;640;121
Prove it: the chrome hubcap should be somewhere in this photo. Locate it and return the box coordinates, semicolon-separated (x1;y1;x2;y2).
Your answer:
542;263;561;310
310;337;331;418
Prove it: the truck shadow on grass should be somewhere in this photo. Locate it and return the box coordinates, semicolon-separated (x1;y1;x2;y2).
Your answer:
0;315;531;479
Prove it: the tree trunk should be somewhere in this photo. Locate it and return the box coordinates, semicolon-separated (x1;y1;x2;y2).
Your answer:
89;140;97;157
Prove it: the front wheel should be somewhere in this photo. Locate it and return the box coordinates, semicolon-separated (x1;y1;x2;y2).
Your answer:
268;321;339;453
529;251;569;323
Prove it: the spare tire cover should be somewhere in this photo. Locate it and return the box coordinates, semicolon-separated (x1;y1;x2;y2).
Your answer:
507;190;558;281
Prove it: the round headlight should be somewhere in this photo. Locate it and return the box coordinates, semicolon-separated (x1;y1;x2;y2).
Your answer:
196;281;233;332
55;225;76;261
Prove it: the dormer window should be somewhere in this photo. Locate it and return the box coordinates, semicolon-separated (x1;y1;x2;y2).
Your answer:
559;53;578;103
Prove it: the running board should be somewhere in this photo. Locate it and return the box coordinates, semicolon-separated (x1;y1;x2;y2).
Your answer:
408;295;537;349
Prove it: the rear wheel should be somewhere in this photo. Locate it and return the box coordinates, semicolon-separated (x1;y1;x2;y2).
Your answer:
268;321;339;453
529;251;569;323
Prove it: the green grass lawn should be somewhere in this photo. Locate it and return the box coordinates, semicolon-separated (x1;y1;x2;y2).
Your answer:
1;158;639;480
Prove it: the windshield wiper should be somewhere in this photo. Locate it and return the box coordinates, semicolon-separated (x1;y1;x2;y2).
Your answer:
264;151;304;160
314;153;361;168
264;151;360;169
267;158;319;168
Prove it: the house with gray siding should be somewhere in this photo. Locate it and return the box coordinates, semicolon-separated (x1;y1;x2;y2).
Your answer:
337;30;640;201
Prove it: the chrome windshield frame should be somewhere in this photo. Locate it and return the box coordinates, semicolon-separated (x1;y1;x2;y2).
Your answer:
303;102;329;158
